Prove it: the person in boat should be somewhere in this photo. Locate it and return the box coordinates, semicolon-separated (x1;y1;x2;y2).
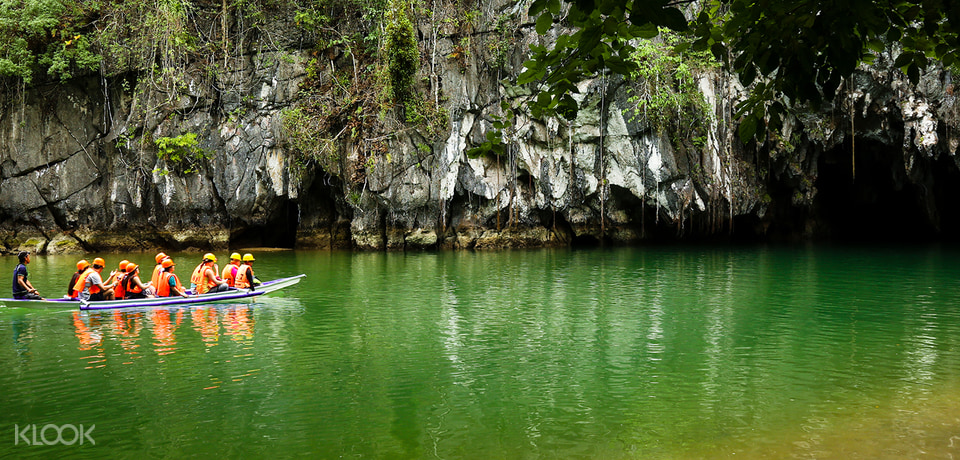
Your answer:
151;252;168;289
122;262;155;299
110;260;130;300
190;253;230;294
68;259;89;298
75;257;116;301
234;253;261;291
157;258;189;298
221;253;242;288
12;251;43;300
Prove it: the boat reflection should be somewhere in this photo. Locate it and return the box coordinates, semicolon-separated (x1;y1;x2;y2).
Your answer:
73;303;260;363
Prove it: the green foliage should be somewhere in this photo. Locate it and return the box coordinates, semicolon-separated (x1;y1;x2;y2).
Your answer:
0;0;100;83
295;0;388;54
487;14;517;69
519;0;689;121
154;133;211;175
280;106;340;174
405;97;449;139
467;100;514;159
385;1;419;109
517;0;960;144
627;28;717;140
691;0;960;141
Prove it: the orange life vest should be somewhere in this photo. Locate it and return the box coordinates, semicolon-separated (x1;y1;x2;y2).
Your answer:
72;268;100;296
68;272;82;298
235;265;254;289
151;264;163;290
113;273;127;299
190;262;219;294
222;263;239;287
157;271;184;297
123;274;143;297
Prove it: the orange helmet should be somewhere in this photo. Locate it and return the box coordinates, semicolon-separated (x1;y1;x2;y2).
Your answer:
119;259;130;271
126;262;138;273
77;259;90;271
161;259;175;268
93;257;106;267
155;252;167;263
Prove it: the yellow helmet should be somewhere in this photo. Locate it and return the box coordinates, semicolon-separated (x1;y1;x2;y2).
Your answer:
230;252;242;261
242;254;255;262
203;253;217;263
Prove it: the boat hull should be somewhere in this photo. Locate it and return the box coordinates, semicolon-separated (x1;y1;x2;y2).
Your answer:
0;275;305;310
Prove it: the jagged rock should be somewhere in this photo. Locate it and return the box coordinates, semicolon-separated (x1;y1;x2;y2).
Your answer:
46;234;84;254
16;236;47;254
0;2;958;251
405;228;438;248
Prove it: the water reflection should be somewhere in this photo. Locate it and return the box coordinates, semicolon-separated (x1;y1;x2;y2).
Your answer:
6;248;960;459
72;305;259;365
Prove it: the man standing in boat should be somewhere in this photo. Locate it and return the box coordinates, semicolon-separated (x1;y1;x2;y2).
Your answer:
12;251;43;300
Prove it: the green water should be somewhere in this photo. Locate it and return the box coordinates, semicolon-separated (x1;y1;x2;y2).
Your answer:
2;246;960;458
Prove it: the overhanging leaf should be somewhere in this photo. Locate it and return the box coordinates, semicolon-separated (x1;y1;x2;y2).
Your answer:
536;12;553;35
738;113;758;144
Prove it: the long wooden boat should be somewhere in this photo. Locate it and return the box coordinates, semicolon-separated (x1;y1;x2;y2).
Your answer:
0;274;305;310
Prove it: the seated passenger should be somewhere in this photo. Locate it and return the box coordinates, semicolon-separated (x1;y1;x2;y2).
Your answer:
190;253;230;294
122;263;155;299
221;253;242;288
234;254;261;291
151;252;168;289
111;260;130;300
156;259;188;298
74;257;116;301
68;260;89;298
12;251;42;300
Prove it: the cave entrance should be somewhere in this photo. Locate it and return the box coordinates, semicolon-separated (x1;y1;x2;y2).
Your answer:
229;200;300;249
814;139;935;242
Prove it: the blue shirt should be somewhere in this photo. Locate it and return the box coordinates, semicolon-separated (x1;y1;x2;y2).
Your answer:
11;264;27;296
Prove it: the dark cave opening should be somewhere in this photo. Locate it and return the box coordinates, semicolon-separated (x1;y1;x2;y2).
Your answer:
229;200;300;248
814;139;938;242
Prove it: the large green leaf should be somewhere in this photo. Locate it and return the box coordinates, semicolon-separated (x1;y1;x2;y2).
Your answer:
738;113;758;144
536;12;553;35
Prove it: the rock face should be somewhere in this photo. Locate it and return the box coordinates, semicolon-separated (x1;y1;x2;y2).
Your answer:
1;3;959;254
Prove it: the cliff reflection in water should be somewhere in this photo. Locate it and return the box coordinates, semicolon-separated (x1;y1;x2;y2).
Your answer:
73;305;256;366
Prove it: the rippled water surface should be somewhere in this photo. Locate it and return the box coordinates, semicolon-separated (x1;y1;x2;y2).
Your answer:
2;246;960;458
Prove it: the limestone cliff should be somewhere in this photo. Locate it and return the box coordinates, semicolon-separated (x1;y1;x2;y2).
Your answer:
1;2;958;253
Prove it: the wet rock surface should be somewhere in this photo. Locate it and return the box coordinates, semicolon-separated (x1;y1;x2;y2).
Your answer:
1;6;958;254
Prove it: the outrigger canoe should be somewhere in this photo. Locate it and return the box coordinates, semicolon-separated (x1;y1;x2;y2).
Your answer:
0;274;305;310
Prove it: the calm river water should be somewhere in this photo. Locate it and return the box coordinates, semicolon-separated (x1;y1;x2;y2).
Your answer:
1;246;960;458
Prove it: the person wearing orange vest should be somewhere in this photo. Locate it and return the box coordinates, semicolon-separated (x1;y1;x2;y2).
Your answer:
190;253;229;294
156;258;188;298
234;254;260;290
12;251;42;300
151;252;168;290
111;260;130;300
68;259;90;298
221;253;242;288
122;262;155;299
74;257;116;301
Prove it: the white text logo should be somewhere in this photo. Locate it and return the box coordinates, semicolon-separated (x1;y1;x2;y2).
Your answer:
14;424;95;446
